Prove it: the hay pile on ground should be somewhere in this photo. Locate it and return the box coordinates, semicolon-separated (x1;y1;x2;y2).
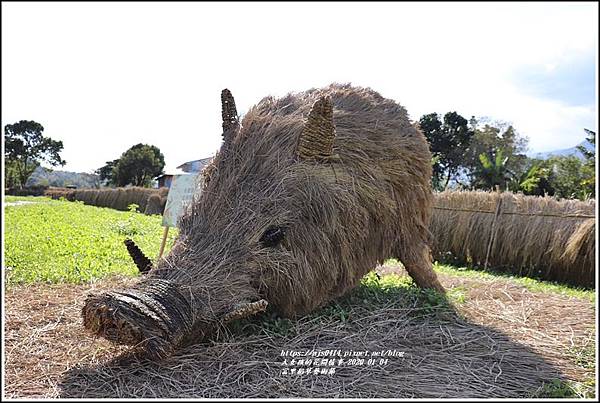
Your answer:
3;271;595;398
144;193;167;215
5;185;48;196
45;187;168;215
45;187;76;200
430;190;595;287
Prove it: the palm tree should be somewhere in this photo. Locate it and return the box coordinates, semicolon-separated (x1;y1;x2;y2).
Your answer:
472;149;514;190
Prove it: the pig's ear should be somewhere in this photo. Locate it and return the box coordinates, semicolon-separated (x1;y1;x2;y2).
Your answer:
221;89;239;144
297;96;336;160
221;299;268;323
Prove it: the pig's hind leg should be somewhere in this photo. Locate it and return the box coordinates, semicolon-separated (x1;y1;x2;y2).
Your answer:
397;241;445;294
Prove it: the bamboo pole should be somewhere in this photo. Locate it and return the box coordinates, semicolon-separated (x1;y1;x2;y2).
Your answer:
158;226;169;259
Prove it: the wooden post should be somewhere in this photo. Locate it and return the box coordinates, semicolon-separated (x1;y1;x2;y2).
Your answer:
484;192;503;270
158;226;169;260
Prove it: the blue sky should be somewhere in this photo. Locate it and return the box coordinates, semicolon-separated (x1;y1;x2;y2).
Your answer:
2;2;598;173
513;51;595;108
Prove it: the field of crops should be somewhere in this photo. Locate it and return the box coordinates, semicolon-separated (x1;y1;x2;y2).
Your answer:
4;196;177;284
2;196;596;398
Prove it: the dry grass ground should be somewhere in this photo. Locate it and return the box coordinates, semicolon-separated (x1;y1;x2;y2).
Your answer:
3;268;595;399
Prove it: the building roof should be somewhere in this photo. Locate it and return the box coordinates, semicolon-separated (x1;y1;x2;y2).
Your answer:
177;157;213;173
154;166;187;179
154;157;214;180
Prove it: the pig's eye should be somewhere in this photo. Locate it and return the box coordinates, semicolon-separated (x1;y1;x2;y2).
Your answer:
260;226;286;247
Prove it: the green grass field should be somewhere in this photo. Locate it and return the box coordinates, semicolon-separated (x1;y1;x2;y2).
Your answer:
4;196;178;284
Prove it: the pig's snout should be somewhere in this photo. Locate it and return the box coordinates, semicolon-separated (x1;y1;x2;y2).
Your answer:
82;279;194;358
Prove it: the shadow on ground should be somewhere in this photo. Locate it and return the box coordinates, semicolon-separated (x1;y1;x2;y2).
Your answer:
55;273;580;398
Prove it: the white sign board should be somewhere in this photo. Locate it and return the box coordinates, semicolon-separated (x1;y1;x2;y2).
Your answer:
162;173;202;227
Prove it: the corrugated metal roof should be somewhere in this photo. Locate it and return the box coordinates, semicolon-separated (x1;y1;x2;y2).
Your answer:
177;157;213;173
154;166;187;179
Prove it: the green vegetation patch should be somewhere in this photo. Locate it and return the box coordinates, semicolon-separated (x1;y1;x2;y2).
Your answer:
531;378;595;399
4;199;177;285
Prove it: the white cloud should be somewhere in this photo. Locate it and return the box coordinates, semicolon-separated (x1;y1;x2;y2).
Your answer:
2;2;597;172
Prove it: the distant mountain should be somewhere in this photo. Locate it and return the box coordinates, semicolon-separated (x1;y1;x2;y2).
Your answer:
529;140;595;160
26;166;100;188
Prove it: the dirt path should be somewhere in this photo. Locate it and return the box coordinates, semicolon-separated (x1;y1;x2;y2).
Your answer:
3;273;595;398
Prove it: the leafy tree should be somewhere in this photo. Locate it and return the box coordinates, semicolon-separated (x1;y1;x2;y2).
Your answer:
113;144;165;187
4;160;20;188
466;121;529;187
430;154;442;190
577;128;596;160
515;140;594;200
547;155;593;200
577;128;595;198
471;149;514;190
515;160;555;196
513;128;594;199
419;112;475;190
95;159;120;186
4;120;65;188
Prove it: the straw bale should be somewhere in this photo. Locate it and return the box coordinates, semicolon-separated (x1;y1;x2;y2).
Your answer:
144;194;164;215
430;190;595;287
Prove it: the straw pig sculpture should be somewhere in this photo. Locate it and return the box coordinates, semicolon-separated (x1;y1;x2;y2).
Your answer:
82;83;445;358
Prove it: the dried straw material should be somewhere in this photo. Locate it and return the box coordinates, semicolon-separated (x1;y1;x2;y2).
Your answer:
220;299;268;323
430;190;596;287
124;239;153;274
144;193;164;215
45;187;168;215
221;88;239;133
3;273;595;398
82;279;196;358
562;218;595;273
45;187;76;200
221;88;240;156
81;83;444;358
297;96;336;159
